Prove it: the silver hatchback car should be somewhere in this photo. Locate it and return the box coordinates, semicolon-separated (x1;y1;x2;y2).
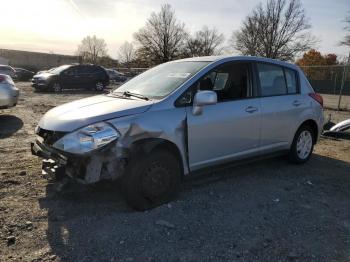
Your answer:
31;56;324;210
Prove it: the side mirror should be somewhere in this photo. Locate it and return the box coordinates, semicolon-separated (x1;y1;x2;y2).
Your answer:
192;90;217;115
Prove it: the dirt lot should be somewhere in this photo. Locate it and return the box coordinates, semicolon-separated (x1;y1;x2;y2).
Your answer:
1;82;350;262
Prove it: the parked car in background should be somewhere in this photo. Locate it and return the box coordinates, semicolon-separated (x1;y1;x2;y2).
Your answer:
31;56;324;210
0;74;19;109
0;65;16;79
32;64;110;92
36;67;56;75
106;69;128;82
14;68;35;81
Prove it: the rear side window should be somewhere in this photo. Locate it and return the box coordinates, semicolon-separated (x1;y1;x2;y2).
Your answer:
284;68;298;94
257;63;287;96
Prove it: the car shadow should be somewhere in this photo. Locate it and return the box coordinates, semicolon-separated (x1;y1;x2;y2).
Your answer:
38;154;350;261
0;114;24;139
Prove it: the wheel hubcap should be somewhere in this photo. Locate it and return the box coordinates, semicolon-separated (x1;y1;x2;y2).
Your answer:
96;82;103;90
53;83;61;92
296;130;312;159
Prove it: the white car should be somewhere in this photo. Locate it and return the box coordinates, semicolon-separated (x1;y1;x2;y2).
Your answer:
0;74;19;109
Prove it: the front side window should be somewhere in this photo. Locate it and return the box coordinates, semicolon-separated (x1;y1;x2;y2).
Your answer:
257;63;287;96
63;67;77;76
51;65;71;74
198;62;252;102
114;61;210;99
75;66;87;74
176;62;252;106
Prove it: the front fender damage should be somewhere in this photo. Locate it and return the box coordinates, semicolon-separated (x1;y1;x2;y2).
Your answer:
36;114;188;184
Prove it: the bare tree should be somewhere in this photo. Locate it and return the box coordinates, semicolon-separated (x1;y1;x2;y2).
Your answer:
118;41;136;68
231;0;315;61
134;4;187;64
340;15;350;47
185;26;225;57
77;35;108;64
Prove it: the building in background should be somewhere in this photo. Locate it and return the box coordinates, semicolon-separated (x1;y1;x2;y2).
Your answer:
0;49;80;71
0;56;9;65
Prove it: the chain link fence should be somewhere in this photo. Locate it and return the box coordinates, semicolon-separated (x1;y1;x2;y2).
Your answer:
115;67;148;77
299;65;350;111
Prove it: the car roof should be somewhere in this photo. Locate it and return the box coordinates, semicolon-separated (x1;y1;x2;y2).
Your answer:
175;55;299;70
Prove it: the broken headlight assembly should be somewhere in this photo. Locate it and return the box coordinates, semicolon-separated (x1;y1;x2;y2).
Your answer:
52;122;120;154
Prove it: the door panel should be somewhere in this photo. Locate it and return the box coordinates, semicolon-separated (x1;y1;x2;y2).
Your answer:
60;67;78;88
75;66;90;88
256;63;304;153
186;98;261;170
260;94;306;153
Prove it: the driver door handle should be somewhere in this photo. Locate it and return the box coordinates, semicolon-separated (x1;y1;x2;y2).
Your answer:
292;100;301;107
245;106;258;113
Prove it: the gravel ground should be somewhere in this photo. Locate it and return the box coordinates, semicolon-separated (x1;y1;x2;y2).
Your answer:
0;82;350;262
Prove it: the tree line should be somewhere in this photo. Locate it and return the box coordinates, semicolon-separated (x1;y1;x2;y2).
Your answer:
76;0;350;67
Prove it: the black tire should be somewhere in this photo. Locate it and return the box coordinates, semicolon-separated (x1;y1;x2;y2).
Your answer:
288;124;315;164
95;81;105;91
122;149;181;211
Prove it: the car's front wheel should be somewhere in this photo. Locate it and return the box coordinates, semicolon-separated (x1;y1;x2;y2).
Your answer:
122;149;182;211
289;124;315;164
95;81;105;91
52;82;62;92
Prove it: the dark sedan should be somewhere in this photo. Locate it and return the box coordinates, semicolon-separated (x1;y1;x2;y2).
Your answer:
106;69;128;83
32;64;109;92
15;68;35;81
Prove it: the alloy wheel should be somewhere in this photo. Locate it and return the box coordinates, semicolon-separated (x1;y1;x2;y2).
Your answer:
296;130;313;160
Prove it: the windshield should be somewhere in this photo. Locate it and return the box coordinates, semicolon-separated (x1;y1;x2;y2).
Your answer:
113;61;209;99
50;65;71;74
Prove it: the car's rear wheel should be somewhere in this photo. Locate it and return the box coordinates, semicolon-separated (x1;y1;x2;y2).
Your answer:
95;81;105;91
52;82;62;92
289;125;314;164
122;149;181;211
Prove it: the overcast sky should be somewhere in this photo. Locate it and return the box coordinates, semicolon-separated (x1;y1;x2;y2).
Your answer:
1;0;349;59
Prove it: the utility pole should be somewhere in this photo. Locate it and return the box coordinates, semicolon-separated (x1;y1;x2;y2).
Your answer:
337;51;350;110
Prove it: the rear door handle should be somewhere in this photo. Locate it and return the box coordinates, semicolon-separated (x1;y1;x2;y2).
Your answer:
292;100;301;107
245;106;258;113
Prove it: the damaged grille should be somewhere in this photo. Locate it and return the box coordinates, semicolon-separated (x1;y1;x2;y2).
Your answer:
36;127;66;145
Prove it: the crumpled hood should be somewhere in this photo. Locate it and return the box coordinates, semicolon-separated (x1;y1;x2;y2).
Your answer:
38;95;153;132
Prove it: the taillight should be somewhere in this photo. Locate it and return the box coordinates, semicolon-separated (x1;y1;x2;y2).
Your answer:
309;93;323;107
0;75;6;83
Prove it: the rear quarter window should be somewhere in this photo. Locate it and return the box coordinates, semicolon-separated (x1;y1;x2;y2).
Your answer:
284;68;298;94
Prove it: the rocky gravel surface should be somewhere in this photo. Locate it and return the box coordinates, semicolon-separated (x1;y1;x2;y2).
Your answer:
0;82;350;261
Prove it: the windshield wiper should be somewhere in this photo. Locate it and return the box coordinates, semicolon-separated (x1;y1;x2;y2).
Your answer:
107;91;127;99
122;91;150;101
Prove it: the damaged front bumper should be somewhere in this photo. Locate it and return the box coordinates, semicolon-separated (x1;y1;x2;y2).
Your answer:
31;137;126;184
